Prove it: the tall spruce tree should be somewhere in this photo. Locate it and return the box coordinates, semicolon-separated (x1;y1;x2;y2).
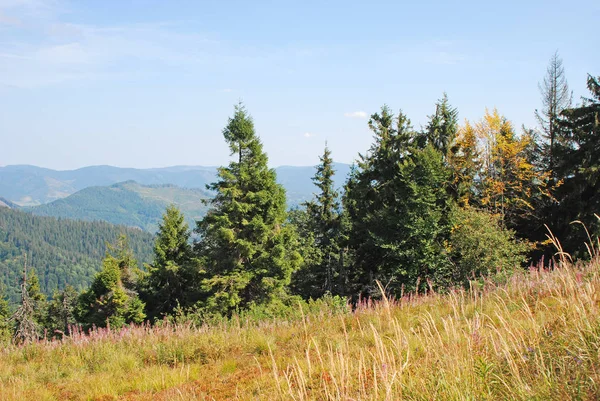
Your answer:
291;144;341;299
344;106;452;297
426;93;459;158
535;52;572;177
142;205;199;321
195;103;302;315
552;74;600;256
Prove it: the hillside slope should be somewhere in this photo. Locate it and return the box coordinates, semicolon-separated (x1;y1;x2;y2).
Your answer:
27;181;211;233
1;260;598;400
0;207;154;302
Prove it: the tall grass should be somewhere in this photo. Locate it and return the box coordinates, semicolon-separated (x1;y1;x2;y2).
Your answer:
1;257;600;400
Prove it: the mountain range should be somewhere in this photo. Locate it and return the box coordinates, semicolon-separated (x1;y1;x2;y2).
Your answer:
0;163;352;232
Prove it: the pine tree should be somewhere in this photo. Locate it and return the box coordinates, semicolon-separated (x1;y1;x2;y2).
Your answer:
78;235;146;328
292;144;341;298
195;103;302;315
535;51;572;177
142;205;199;321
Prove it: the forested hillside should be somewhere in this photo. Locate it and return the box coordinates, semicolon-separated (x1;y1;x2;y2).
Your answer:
0;207;153;303
27;181;211;233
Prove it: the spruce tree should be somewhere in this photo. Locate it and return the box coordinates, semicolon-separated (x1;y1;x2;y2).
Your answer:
78;235;146;328
535;51;572;177
552;74;600;256
344;106;452;296
426;93;459;157
26;268;47;327
292;144;341;298
142;205;199;321
195;103;302;315
45;285;78;337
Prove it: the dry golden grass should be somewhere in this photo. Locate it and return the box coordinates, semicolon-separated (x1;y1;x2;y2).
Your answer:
1;258;600;400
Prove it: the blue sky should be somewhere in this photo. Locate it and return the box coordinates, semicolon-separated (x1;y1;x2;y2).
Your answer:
0;0;598;170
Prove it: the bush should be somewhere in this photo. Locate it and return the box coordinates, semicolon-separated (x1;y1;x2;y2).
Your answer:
448;206;528;286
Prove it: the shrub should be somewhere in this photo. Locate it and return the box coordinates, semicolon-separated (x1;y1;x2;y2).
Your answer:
448;206;528;286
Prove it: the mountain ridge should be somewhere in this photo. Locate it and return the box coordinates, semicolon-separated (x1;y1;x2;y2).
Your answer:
0;163;352;207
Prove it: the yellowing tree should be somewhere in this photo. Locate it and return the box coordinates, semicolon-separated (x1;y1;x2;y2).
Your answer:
475;109;549;228
448;120;480;207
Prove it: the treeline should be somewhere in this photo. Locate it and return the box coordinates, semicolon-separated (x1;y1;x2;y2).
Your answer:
0;207;154;302
3;55;599;342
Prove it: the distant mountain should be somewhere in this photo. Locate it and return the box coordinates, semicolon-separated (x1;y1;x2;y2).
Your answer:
27;181;211;233
0;207;154;303
0;165;218;206
0;163;352;207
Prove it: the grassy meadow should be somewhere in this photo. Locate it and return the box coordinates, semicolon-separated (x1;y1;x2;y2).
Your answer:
1;258;600;400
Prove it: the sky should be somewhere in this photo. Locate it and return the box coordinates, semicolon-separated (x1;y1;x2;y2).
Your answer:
0;0;598;170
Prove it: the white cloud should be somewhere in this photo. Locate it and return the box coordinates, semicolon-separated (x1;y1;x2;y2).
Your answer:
0;0;322;89
303;132;315;138
344;111;367;119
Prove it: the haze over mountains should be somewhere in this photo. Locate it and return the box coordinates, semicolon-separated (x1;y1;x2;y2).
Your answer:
0;163;351;232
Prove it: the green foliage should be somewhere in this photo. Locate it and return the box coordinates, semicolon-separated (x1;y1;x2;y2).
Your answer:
141;205;200;321
78;235;146;328
291;145;343;299
425;93;459;156
552;74;600;257
195;103;302;315
0;207;153;303
45;285;79;337
344;106;453;296
26;269;47;328
448;207;528;286
0;288;12;343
